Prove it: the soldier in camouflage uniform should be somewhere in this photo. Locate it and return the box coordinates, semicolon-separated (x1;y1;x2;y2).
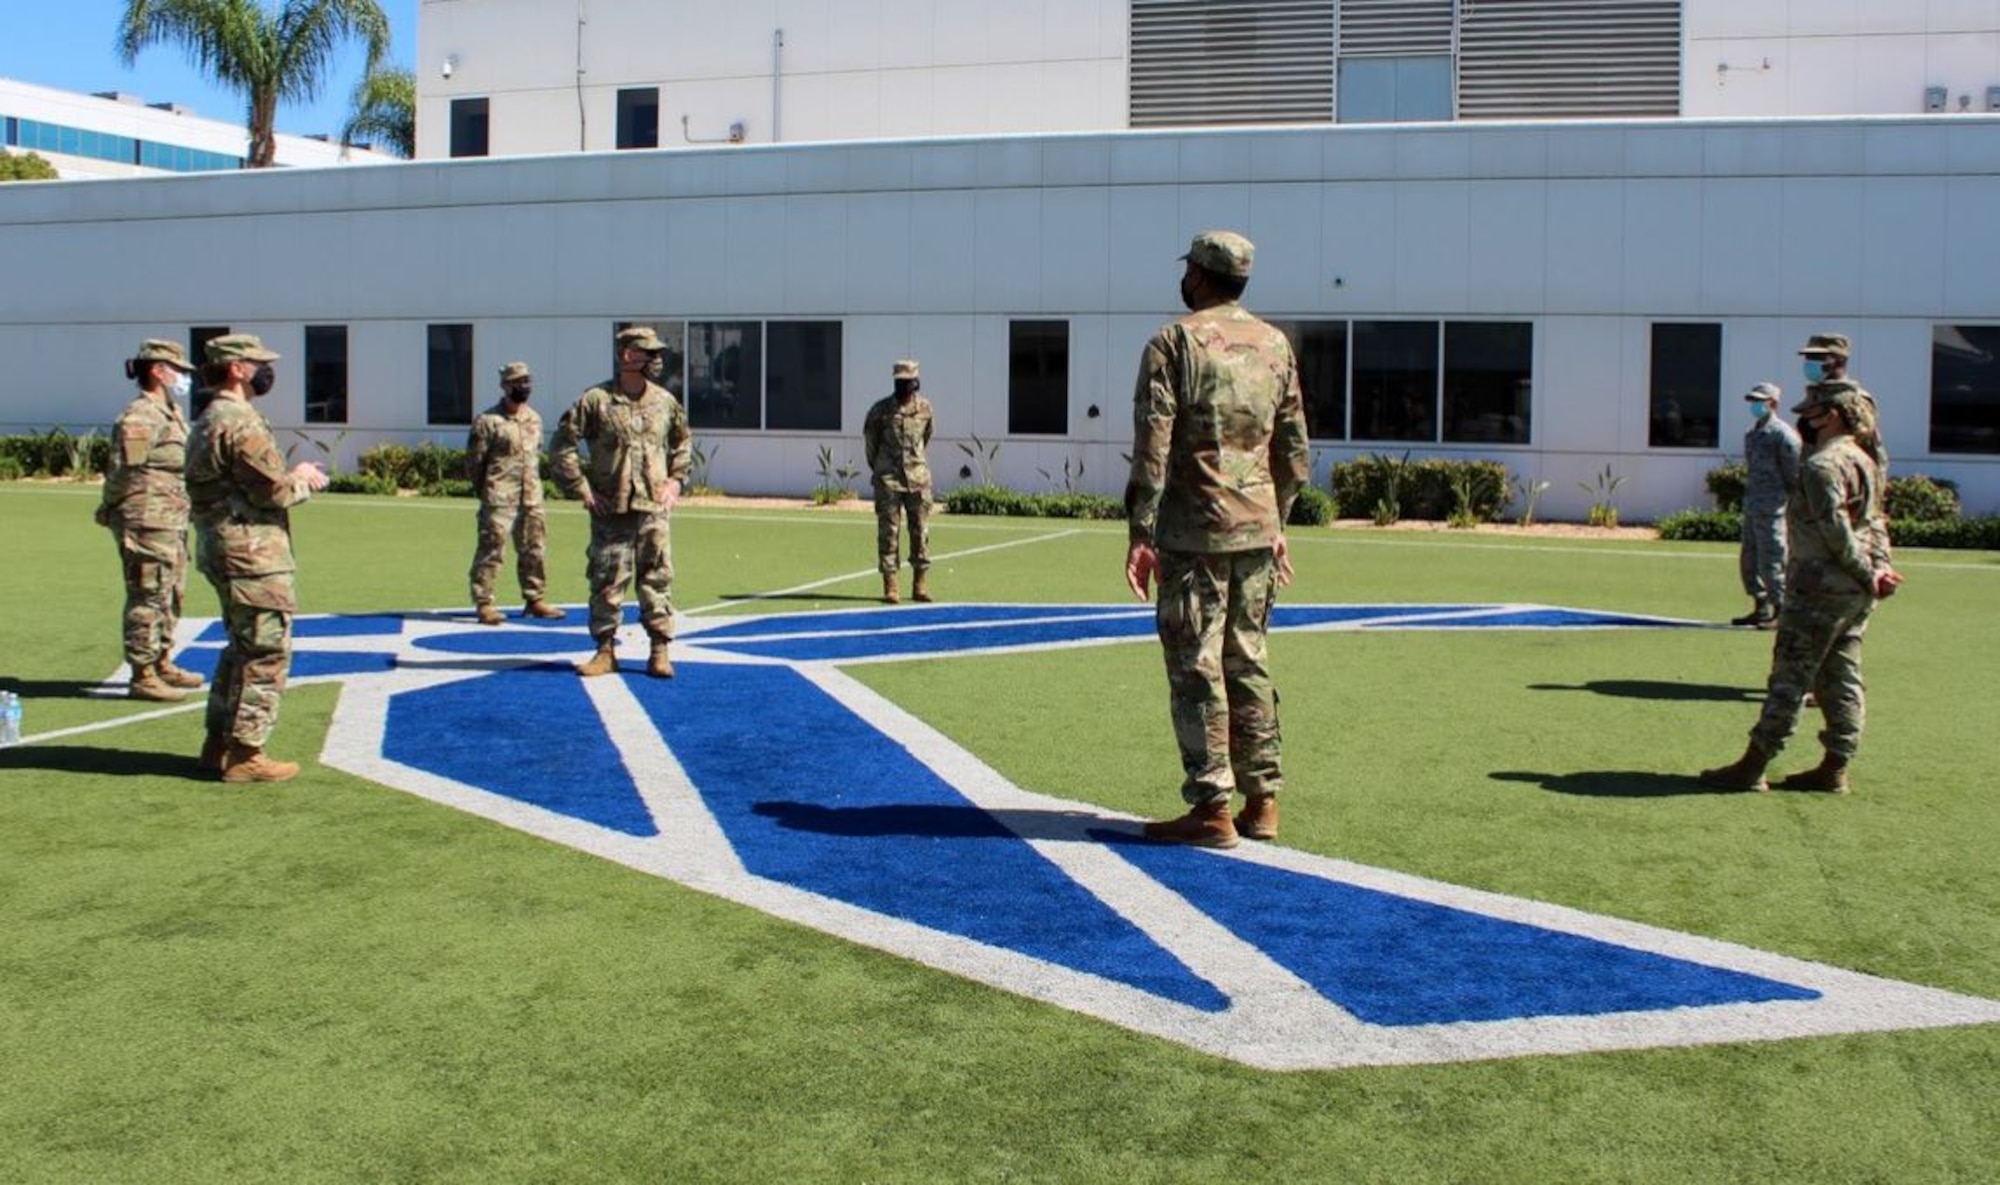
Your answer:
1731;382;1801;628
1797;333;1886;473
96;339;205;702
1124;231;1311;848
467;362;564;625
863;359;936;604
185;335;330;783
551;326;692;679
1701;389;1902;795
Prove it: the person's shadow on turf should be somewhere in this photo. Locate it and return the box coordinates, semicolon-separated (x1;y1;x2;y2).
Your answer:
0;744;203;780
1490;770;1748;798
1526;680;1762;703
753;801;1115;842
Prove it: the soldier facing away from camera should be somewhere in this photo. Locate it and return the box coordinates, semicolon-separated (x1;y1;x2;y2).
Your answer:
97;339;207;702
1124;230;1311;849
551;325;692;679
863;359;935;604
184;334;329;783
467;361;564;625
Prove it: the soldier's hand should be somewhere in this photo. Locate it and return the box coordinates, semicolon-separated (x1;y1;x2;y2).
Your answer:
1874;567;1904;598
1273;534;1294;587
292;461;330;492
662;477;682;510
580;489;600;515
1125;541;1159;601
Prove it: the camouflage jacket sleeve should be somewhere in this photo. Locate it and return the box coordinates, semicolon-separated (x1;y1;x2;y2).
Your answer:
549;393;596;499
1796;449;1878;590
1270;349;1310;525
1123;328;1178;545
465;417;489;485
863;400;885;474
1776;425;1802;496
665;397;692;485
229;413;311;511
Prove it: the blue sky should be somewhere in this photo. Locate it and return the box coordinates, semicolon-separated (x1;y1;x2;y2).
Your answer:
0;0;419;139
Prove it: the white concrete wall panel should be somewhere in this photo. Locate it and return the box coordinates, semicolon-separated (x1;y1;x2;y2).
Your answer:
1859;177;1948;317
1544;182;1626;313
1699;179;1785;316
1622;181;1705;315
1244;184;1324;313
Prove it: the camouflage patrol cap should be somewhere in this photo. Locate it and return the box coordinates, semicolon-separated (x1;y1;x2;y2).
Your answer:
1744;382;1781;403
1180;230;1255;279
498;361;532;384
616;326;668;353
133;339;197;373
204;334;280;364
892;359;920;380
1798;333;1851;358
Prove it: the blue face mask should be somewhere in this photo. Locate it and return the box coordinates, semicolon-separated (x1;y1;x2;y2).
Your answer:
1751;401;1772;419
1803;359;1829;384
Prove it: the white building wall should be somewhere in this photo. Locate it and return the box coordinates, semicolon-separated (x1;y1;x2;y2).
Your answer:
3;119;1998;519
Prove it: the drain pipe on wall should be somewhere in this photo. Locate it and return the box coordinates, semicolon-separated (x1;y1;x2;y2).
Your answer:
771;28;784;142
575;0;589;150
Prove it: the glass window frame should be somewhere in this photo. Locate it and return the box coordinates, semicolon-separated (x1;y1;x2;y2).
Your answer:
449;97;490;159
1441;320;1533;445
1008;319;1070;436
615;87;661;150
426;323;476;426
1647;321;1723;450
303;324;350;425
1930;323;2000;455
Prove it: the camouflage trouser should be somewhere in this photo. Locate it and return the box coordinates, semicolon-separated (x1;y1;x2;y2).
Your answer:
587;508;673;642
469;501;549;605
203;574;294;749
114;526;187;666
1750;591;1875;761
1155;548;1284;805
874;485;931;575
1738;506;1787;605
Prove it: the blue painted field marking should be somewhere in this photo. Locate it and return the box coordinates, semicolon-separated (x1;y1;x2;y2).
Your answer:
154;599;2000;1069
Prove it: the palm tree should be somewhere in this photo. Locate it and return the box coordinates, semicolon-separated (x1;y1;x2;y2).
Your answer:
117;0;391;168
340;64;414;158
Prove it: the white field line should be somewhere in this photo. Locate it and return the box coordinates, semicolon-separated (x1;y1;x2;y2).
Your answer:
683;528;1083;615
14;701;206;746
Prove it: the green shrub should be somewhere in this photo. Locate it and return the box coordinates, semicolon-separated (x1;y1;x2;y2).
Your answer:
1288;485;1335;527
944;484;1023;517
359;443;416;487
1705;462;1748;512
1889;515;2000;550
1329;455;1510;523
942;485;1120;520
325;473;399;496
0;454;23;481
409;442;468;488
1654;508;1742;542
419;478;476;499
1884;475;1960;522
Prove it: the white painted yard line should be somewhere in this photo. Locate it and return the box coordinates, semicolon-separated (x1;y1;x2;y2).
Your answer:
14;701;206;746
684;528;1084;615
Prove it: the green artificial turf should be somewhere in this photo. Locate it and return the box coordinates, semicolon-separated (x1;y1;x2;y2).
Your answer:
2;482;1997;1183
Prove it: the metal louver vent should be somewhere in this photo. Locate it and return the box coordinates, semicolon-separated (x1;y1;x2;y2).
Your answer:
1337;0;1454;58
1130;0;1336;128
1459;0;1681;118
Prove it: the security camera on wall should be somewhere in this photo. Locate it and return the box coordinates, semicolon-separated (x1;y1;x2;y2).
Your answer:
442;56;456;79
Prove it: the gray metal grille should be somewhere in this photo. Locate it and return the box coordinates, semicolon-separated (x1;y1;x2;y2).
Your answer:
1337;0;1455;57
1130;0;1337;127
1458;0;1682;118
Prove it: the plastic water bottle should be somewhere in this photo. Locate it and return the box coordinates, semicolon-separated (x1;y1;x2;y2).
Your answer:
0;692;20;746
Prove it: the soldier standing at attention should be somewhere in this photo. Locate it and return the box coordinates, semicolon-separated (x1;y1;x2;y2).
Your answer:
551;326;692;679
1124;231;1311;848
467;362;564;625
97;340;207;702
1798;333;1886;472
1701;389;1901;795
1731;382;1801;628
185;335;329;782
863;359;935;604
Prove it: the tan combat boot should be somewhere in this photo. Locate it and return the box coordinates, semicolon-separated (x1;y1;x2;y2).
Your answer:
1142;798;1240;849
128;664;186;703
1234;794;1279;841
1778;754;1850;794
647;637;675;679
220;743;300;784
1700;742;1773;792
882;573;901;604
912;569;934;603
198;732;228;778
523;600;565;619
155;658;205;689
475;603;505;626
575;639;619;677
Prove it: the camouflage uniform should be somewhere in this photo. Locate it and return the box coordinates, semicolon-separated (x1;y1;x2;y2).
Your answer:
1125;233;1311;807
466;383;549;608
185;345;314;750
551;375;692;644
1797;334;1887;473
1747;411;1892;763
98;376;193;670
863;364;934;578
1739;390;1801;613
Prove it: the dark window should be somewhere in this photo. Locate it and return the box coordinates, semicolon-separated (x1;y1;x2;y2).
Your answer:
1273;320;1348;441
1351;320;1438;441
187;326;231;417
303;325;349;424
687;321;763;430
450;98;490;158
427;323;475;425
1931;324;2000;455
3;116;16;146
1649;322;1721;448
616;87;660;150
766;322;843;431
1009;320;1069;435
1443;322;1532;444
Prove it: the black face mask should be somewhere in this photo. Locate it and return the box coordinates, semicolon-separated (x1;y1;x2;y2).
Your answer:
1179;274;1199;311
507;386;532;403
249;364;276;396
